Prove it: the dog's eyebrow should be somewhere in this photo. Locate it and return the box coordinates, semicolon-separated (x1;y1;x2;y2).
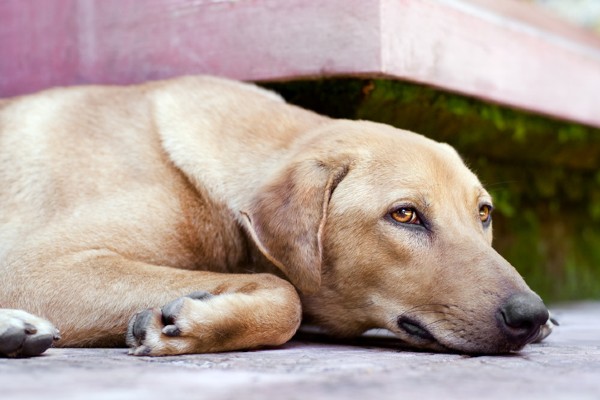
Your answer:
476;187;493;203
391;189;431;206
404;193;432;211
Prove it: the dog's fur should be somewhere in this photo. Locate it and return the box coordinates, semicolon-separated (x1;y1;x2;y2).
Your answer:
0;76;552;357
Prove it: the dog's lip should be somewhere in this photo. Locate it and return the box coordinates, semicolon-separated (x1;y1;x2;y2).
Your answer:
522;324;543;346
397;316;436;342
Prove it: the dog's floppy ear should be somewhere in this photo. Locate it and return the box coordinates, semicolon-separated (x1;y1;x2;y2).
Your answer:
241;160;349;294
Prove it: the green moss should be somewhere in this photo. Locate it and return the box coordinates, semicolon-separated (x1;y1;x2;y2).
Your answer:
262;78;600;302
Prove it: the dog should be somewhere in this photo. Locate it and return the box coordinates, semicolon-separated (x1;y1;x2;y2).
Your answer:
0;76;554;357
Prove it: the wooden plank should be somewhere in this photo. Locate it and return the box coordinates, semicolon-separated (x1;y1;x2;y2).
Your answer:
0;0;382;94
1;0;599;127
380;0;600;127
0;0;79;97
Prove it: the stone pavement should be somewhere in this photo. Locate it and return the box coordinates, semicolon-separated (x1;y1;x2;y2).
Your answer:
1;302;599;400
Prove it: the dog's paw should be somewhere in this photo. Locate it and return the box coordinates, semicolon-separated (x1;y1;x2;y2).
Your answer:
126;291;214;356
532;312;559;343
0;309;61;357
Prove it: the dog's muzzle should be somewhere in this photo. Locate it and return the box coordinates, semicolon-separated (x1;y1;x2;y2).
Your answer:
396;291;550;354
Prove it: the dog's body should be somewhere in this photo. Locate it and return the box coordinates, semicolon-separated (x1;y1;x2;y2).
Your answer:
0;76;552;357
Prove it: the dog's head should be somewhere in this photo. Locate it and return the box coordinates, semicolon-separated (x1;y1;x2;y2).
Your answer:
243;120;549;354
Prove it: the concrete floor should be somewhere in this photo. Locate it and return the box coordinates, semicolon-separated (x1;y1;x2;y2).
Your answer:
1;302;599;400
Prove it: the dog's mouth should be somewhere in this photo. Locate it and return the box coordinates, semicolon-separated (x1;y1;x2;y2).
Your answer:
397;316;436;342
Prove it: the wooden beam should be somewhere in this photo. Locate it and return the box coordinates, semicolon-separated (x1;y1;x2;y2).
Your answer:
1;0;599;127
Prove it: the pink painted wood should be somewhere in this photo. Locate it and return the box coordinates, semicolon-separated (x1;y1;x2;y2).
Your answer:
1;0;599;127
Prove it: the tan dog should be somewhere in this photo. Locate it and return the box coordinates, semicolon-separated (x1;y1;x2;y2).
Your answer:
0;76;553;357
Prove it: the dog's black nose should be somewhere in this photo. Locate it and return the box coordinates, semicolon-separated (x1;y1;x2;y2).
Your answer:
498;292;549;346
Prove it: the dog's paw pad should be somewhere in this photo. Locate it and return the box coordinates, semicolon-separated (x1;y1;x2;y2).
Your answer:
0;327;27;356
20;333;56;357
128;308;157;344
0;310;60;358
126;291;214;356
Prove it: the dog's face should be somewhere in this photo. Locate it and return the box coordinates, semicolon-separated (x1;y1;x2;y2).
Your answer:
245;120;549;354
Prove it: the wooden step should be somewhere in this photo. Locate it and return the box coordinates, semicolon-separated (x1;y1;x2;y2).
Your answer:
1;0;599;127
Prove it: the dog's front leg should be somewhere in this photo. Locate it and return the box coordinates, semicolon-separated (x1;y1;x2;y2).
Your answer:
125;276;302;356
3;249;302;356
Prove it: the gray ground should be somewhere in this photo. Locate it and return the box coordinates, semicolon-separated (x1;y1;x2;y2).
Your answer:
1;302;599;400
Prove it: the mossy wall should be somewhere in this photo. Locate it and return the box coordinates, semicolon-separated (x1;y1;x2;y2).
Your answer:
261;79;600;302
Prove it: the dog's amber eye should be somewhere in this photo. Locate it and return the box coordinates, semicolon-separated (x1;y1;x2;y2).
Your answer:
391;208;420;225
479;205;492;223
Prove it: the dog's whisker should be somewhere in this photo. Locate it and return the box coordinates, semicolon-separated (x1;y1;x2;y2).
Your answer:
482;180;520;188
398;304;457;320
436;329;467;344
423;318;451;329
341;303;374;311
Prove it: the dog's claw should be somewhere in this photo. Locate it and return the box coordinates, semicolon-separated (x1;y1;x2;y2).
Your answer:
23;323;37;335
187;291;214;301
162;325;181;337
128;344;152;356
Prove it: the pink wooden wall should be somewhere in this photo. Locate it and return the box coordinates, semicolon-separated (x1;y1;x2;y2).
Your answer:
1;0;600;127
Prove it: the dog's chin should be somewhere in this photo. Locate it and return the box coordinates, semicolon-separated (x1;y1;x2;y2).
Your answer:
391;328;515;355
390;317;539;355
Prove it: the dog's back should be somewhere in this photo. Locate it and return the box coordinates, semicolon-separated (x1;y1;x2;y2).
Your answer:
0;76;322;267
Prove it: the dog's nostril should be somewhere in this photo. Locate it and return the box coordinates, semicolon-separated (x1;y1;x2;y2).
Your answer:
397;317;435;341
498;292;549;345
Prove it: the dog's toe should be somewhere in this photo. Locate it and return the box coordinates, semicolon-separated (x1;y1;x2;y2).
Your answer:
126;308;156;347
159;291;213;337
0;326;26;357
160;298;185;328
21;333;55;357
126;292;215;356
